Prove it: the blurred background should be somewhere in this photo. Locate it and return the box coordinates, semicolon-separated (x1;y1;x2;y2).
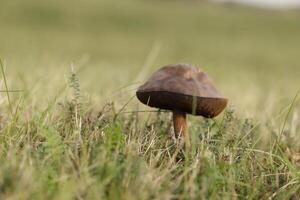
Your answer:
0;0;299;118
215;0;300;9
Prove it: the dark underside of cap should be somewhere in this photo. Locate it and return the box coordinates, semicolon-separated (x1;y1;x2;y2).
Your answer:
136;91;228;118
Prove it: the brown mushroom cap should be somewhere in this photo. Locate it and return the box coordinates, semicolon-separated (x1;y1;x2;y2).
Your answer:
136;64;228;118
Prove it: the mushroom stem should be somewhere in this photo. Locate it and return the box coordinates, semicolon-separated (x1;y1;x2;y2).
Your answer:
173;110;190;148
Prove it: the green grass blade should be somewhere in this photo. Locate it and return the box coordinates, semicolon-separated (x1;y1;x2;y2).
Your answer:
0;58;13;115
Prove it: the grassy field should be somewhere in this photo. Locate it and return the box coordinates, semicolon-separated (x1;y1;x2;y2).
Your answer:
1;0;300;199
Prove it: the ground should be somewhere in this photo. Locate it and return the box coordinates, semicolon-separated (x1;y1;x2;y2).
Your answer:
0;0;300;199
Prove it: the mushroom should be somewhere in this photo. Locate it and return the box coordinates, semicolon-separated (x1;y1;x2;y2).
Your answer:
136;64;228;147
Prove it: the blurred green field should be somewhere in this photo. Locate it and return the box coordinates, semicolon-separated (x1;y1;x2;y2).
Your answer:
1;0;300;199
1;0;300;115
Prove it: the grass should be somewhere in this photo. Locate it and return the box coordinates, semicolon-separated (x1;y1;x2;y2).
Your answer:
0;0;300;199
